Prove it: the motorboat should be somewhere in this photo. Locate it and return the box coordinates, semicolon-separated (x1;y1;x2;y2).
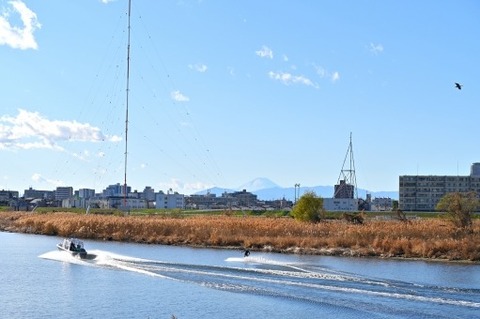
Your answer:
57;238;88;259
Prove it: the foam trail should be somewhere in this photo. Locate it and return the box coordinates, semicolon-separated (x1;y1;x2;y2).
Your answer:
97;258;171;279
41;250;480;310
226;255;387;286
39;250;93;265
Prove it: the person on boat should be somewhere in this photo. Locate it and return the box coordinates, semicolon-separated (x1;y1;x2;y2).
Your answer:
244;249;250;257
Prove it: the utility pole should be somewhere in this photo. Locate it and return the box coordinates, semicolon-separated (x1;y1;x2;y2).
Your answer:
294;183;300;204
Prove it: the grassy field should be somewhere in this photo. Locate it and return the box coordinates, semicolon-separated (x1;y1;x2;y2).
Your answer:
0;211;479;262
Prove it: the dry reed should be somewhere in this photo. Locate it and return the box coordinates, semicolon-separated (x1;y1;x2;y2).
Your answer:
1;212;479;262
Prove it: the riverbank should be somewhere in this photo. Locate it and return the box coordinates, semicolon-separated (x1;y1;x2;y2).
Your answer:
1;211;479;262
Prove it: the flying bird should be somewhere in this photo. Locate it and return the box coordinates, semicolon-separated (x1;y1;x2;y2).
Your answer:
455;82;463;90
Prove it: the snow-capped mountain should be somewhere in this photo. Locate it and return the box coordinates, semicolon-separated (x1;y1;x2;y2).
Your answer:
237;177;279;192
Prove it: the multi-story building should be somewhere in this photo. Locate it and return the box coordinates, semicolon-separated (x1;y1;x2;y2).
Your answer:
399;163;480;211
103;183;131;197
186;193;218;209
334;180;354;199
55;186;73;200
108;196;147;209
142;186;156;201
78;188;96;199
224;189;257;207
185;190;259;210
156;191;185;209
323;180;358;211
24;187;55;200
0;190;19;204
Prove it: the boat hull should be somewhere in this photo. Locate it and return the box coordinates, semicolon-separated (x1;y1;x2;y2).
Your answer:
57;240;88;259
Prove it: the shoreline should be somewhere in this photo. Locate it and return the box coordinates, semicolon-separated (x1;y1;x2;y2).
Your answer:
168;243;480;265
1;211;479;264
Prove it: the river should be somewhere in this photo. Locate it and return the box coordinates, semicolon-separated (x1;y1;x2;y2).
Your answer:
1;231;479;318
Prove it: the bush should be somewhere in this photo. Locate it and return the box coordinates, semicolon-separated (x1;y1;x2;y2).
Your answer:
291;191;324;222
436;192;479;231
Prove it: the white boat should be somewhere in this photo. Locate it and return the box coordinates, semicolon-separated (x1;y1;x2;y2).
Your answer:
57;238;88;259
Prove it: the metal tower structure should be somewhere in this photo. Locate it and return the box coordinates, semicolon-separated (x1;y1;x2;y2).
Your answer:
123;0;132;212
334;132;358;199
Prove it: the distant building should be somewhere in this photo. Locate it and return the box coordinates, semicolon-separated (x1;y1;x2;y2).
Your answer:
186;193;218;209
323;198;358;211
142;186;156;201
186;190;259;210
24;187;55;200
109;196;147;209
263;197;293;210
399;162;480;211
103;183;131;197
0;189;19;202
371;197;393;211
78;188;96;199
75;196;147;210
0;190;19;199
334;180;355;199
55;186;73;200
156;191;185;209
224;189;257;207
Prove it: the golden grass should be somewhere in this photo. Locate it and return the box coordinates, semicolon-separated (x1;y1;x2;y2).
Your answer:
1;212;479;262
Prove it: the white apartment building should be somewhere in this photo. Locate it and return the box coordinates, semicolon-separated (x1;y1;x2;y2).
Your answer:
399;163;480;211
156;192;185;209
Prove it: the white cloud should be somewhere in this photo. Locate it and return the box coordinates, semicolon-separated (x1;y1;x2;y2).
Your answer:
100;0;116;3
369;42;384;55
255;45;273;59
157;178;214;194
31;173;63;187
0;109;120;151
315;65;326;78
313;64;340;83
268;71;318;88
0;0;41;50
188;63;208;73
171;90;190;102
72;150;91;161
331;71;340;82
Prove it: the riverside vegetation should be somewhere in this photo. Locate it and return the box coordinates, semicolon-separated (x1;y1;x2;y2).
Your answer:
0;210;479;262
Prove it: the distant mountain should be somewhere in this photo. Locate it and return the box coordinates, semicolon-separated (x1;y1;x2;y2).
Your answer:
254;187;398;201
254;185;333;201
194;178;398;201
194;187;235;196
237;177;279;192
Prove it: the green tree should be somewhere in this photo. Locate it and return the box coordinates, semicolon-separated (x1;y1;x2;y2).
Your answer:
291;191;325;222
436;192;479;230
392;200;399;211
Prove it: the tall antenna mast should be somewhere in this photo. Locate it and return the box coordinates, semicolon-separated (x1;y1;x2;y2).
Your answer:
123;0;132;209
335;132;358;199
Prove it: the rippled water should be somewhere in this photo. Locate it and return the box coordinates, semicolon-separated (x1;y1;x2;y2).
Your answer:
1;232;479;318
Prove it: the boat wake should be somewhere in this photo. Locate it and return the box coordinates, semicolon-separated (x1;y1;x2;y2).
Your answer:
40;250;480;317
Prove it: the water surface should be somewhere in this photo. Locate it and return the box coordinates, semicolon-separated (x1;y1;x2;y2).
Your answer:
1;232;479;318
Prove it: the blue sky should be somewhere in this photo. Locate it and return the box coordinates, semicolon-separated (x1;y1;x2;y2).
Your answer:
1;0;479;196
